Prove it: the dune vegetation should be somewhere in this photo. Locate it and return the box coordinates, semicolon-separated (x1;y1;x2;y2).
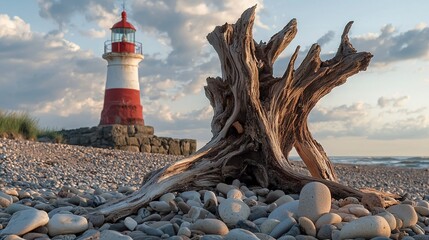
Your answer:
0;109;62;142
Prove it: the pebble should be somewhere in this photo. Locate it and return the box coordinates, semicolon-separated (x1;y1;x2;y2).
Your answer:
269;216;297;238
99;230;133;239
0;191;13;208
317;224;337;239
47;214;88;236
0;208;49;236
315;213;342;229
190;219;229;235
0;139;428;239
268;200;299;220
298;182;331;222
218;198;250;225
124;216;137;230
377;211;397;230
387;204;418;227
149;201;172;212
224;228;259;240
339;216;391;239
298;217;316;237
415;206;429;216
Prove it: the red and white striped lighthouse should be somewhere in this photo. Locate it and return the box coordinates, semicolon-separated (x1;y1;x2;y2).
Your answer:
99;10;144;125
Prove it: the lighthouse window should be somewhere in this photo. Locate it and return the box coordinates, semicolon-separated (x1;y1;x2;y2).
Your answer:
111;28;135;43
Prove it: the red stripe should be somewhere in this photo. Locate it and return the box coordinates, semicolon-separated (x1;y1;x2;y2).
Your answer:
100;88;144;125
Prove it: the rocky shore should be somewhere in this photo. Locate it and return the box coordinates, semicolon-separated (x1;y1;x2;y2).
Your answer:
0;139;428;239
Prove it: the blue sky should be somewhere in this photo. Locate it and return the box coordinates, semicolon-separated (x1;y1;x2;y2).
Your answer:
0;0;428;156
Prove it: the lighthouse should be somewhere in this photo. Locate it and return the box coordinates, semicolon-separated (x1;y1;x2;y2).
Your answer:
99;10;144;125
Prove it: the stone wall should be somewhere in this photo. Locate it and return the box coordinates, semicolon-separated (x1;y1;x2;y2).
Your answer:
59;125;197;156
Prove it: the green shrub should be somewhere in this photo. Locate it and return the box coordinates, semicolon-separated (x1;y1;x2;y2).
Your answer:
0;110;39;139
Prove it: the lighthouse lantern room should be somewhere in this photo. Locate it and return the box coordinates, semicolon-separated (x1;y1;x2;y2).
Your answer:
99;9;144;126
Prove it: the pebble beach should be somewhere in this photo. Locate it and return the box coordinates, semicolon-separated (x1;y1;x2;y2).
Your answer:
0;138;428;239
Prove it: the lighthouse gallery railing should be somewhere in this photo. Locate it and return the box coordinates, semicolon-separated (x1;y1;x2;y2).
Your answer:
104;40;143;54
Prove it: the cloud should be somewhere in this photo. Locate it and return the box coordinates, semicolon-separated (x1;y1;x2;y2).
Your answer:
369;115;429;140
0;14;105;129
309;100;429;140
316;31;335;47
144;104;213;145
130;0;265;67
38;0;117;36
310;102;371;123
351;24;429;64
377;96;408;108
0;15;32;40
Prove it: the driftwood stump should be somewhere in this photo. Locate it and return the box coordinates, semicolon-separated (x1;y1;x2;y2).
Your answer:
96;6;374;222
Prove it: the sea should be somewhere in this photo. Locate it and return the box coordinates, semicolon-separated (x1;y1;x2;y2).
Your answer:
289;156;429;169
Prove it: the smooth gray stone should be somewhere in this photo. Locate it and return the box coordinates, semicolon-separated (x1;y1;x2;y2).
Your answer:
295;235;318;240
129;232;160;240
248;207;268;221
269;216;296;238
225;228;259;240
99;230;132;240
108;222;127;231
136;224;164;237
47;206;74;218
370;237;391;240
236;219;260;233
411;235;429;240
4;203;32;214
201;235;224;240
278;236;296;240
1;208;49;236
268;200;298;220
285;224;301;237
317;224;337;239
180;191;200;201
254;233;276;240
75;229;100;240
158;223;176;236
86;214;105;228
34;203;55;212
265;190;285;204
141;213;162;222
166;236;184;240
51;234;77;240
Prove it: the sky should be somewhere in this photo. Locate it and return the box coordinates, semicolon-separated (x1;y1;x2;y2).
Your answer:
0;0;428;156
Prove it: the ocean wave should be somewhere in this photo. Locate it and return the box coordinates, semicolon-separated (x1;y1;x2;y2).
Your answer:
290;156;429;169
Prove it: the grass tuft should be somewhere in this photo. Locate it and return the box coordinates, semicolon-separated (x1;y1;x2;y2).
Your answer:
0;110;63;142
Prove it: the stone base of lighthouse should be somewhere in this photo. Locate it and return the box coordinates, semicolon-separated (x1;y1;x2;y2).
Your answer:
57;125;197;156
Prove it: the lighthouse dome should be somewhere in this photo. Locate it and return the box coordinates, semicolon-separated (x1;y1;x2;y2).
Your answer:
111;11;136;30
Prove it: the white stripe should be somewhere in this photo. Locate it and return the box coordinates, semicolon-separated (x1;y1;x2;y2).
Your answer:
104;54;143;90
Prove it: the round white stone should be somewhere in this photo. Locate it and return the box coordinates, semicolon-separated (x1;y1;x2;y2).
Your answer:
298;182;331;222
268;200;299;220
225;228;259;240
377;211;397;231
260;218;280;234
100;230;133;240
315;213;342;229
190;219;229;235
124;217;137;231
387;204;418;227
1;209;49;236
299;216;316;237
339;216;391;239
218;198;250;225
203;190;218;207
47;213;88;236
159;192;176;203
227;189;243;200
